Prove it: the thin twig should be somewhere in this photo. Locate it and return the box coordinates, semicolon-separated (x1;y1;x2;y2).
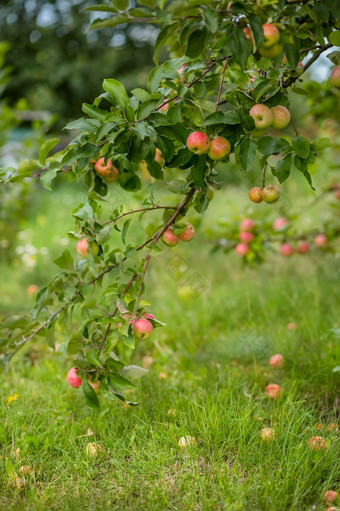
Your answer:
283;43;332;89
102;206;177;226
133;254;151;320
262;163;268;189
215;57;229;111
291;115;299;137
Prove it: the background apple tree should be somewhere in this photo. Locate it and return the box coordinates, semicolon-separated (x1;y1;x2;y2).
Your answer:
0;0;339;409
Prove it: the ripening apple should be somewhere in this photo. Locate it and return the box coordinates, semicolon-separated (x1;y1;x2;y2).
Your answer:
280;243;294;257
27;284;38;296
89;380;100;392
133;318;154;339
271;106;291;129
240;218;255;231
260;428;276;442
264;383;281;399
273;217;289;231
207;185;214;201
94;157;119;183
76;238;99;258
336;189;340;200
159;103;169;112
308;436;326;451
243;26;253;46
179;222;195;242
67;367;82;388
249;104;273;130
286;322;298;330
208;137;231;161
314;234;327;247
162;228;179;247
262;185;280;204
249;187;263;203
323;491;338;503
297;240;310;254
259;43;283;59
240;231;254;243
155;148;164;165
269;354;284;368
186;131;210;154
235;243;249;256
330;66;340;87
261;23;280;48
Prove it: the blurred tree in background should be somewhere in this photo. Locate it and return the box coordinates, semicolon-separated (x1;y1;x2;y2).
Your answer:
1;0;157;128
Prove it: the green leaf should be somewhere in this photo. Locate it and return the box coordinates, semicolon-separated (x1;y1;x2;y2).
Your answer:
64;118;100;132
147;66;163;94
82;103;108;121
39;138;59;165
72;203;94;221
18;159;40;174
235;136;256;172
283;36;301;69
40;169;57;191
257;137;290;156
136;100;159;120
203;8;219;33
190;156;206;187
111;0;129;9
228;28;251;70
248;15;264;50
108;373;136;392
53;249;74;270
122;219;131;245
82;380;100;410
1;315;31;331
119;365;149;380
102;79;129;109
86;349;102;367
275;154;292;183
292;136;310;159
186;27;208;58
154;24;177;64
96;226;112;244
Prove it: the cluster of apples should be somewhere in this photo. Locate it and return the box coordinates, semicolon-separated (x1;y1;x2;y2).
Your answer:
249;184;281;204
279;234;327;257
243;22;283;59
249;103;291;137
235;218;256;257
186;131;231;160
162;222;195;247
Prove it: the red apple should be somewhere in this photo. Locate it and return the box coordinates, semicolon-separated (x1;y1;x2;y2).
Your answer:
271;106;291;129
273;217;289;231
323;491;338;503
264;383;281;399
179;222;195;242
297;240;310;254
330;66;340;87
162;229;179;247
243;26;253;46
94;157;119;183
133;318;154;339
239;231;254;243
261;23;280;48
67;367;82;388
308;436;326;451
27;284;38;296
240;218;255;232
208;137;231;161
76;238;98;258
269;354;284;368
235;243;249;256
314;234;327;247
336;189;340;200
249;187;263;203
280;243;294;257
250;104;274;130
262;185;280;204
186;132;210;154
155;148;164;165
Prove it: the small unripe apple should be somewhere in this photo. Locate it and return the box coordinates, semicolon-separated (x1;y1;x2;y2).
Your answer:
297;240;310;254
330;66;340;88
286;322;298;330
89;380;100;392
249;187;263;203
76;238;99;258
94;157;119;183
280;243;294;257
269;354;284;368
262;185;280;204
208;137;231;161
264;383;281;399
259;43;283;59
155;148;164;165
243;27;253;46
207;185;214;201
260;427;276;442
133;318;153;339
324;491;338;503
240;218;255;232
271;106;291;130
177;436;197;448
249;104;273;130
186;131;210;154
273;217;289;231
314;234;327;247
240;231;254;243
235;243;249;256
27;284;38;296
179;222;195;242
67;367;82;388
308;436;326;451
261;23;280;48
162;229;179;247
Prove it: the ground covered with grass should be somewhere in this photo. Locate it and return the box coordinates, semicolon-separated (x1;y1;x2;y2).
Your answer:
0;179;339;510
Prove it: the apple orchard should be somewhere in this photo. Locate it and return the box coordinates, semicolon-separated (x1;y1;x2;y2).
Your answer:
1;0;339;409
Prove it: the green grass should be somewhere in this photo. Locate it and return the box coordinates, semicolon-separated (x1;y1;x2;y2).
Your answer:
0;179;339;510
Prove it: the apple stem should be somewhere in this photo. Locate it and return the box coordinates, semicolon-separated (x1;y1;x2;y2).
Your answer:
291;115;299;137
262;162;268;189
102;205;177;227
